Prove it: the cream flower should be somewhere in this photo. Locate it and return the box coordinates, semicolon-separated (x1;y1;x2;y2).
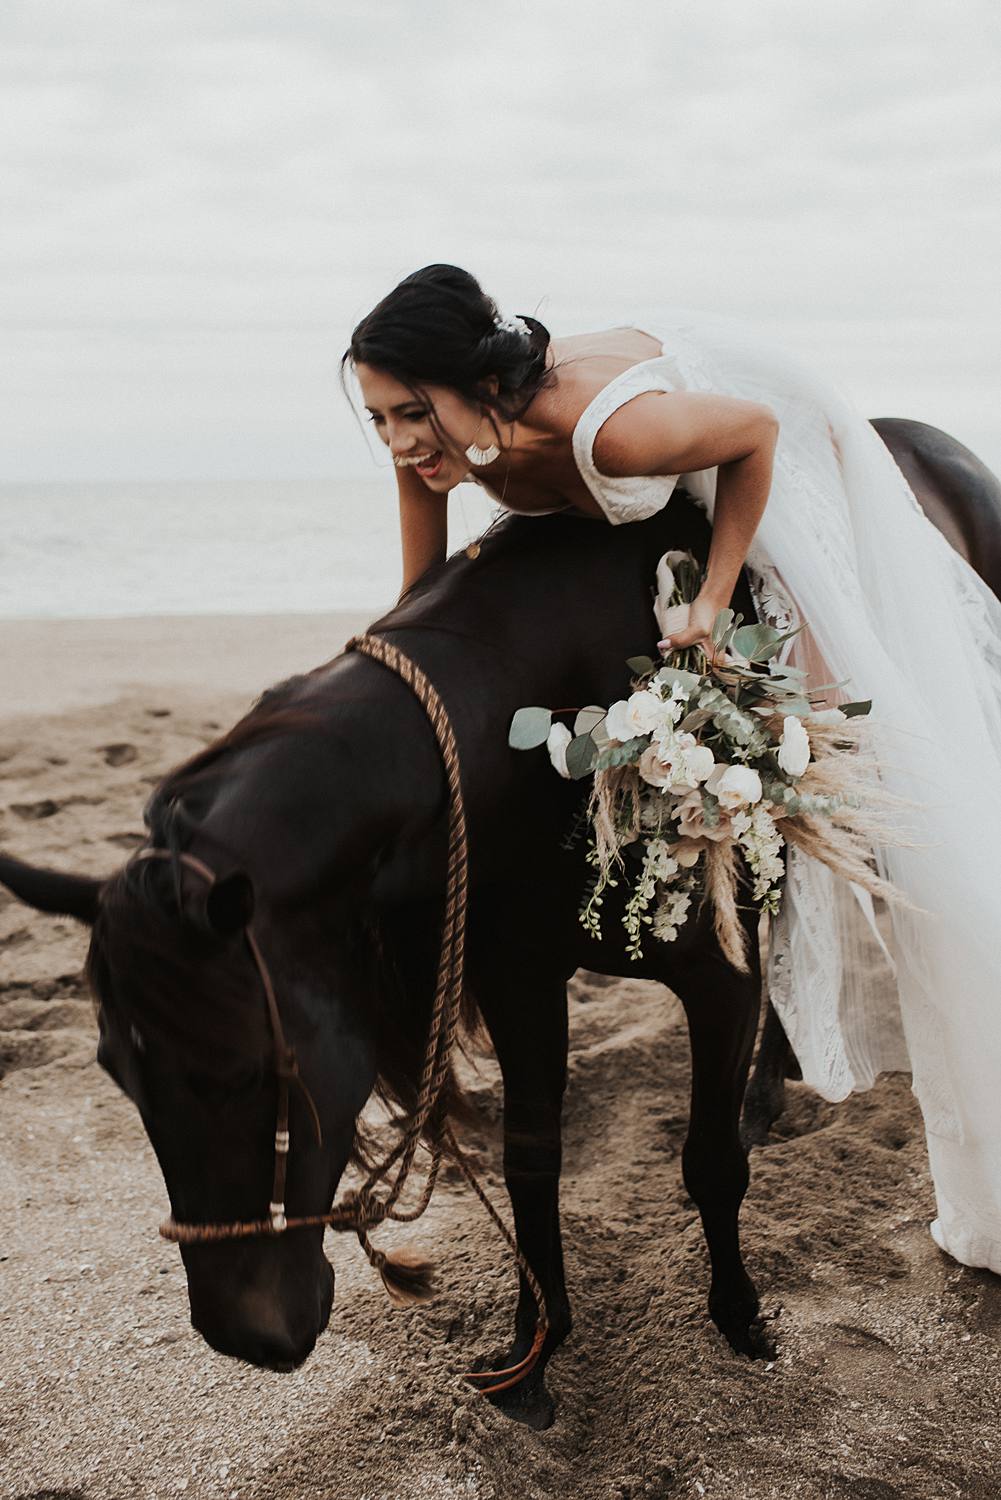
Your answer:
603;699;636;743
676;789;734;842
707;763;763;809
628;689;671;734
638;743;673;788
776;715;811;777
605;690;669;743
546;722;572;779
682;743;716;785
671;840;704;868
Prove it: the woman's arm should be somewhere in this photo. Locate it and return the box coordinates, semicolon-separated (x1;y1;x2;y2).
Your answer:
397;464;449;598
592;390;779;648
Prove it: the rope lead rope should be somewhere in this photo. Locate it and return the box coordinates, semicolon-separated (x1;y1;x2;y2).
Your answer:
345;633;548;1393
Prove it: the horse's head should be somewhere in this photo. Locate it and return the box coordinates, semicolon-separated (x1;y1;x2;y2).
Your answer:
0;848;383;1371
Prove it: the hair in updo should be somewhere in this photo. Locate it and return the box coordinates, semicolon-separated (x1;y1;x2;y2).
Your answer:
342;263;553;424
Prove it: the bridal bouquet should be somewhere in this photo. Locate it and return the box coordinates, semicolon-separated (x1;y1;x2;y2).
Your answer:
509;551;901;969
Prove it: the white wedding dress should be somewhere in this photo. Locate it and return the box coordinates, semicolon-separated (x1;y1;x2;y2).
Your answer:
560;312;1001;1273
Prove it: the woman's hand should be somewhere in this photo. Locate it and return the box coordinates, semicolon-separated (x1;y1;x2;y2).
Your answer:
658;592;726;657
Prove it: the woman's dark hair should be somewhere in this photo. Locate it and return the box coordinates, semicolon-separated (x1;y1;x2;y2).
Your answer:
342;264;553;425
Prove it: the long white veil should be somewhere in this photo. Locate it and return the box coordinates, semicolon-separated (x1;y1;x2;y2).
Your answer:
639;312;1001;1270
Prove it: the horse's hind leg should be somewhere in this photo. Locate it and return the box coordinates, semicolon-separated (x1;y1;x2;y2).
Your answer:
741;997;796;1149
465;925;571;1430
670;944;774;1359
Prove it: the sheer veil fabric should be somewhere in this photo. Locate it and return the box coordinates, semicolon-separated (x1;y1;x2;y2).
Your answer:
567;312;1001;1273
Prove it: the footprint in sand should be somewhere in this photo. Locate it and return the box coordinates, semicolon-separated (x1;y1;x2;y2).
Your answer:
9;799;60;820
105;832;145;850
100;743;139;767
0;1029;83;1080
8;795;102;820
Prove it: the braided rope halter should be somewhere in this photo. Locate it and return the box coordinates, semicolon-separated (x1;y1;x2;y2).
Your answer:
133;633;547;1396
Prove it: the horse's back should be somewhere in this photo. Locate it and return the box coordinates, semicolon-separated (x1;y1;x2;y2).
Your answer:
872;417;1001;595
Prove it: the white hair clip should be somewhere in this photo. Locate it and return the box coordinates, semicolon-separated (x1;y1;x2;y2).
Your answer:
496;314;532;338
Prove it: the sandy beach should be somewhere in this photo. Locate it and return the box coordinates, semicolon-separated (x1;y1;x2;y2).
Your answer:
2;613;1001;1500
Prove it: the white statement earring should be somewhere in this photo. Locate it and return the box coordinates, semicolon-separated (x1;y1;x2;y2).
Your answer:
465;439;500;466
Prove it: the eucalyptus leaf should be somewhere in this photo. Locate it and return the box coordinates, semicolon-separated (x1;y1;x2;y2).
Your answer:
626;655;654;676
767;666;808;685
508;706;553;750
657;666;702;694
752;636;793;664
574;705;606;736
566;733;599;780
595;736;648;770
732;623;781;662
841;699;873;718
591;716;613;751
711;608;735;646
767;624;805;652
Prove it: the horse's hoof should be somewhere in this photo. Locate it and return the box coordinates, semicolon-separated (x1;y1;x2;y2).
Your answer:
709;1278;775;1361
484;1369;556;1430
723;1313;777;1362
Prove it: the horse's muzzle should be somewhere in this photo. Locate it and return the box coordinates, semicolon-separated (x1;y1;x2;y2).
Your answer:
186;1252;335;1371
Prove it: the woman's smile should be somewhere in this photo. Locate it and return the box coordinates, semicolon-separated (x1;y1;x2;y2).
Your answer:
395;450;444;479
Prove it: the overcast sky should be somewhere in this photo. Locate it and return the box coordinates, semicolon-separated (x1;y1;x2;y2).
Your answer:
3;0;999;481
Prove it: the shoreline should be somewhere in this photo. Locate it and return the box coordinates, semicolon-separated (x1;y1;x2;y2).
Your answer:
0;610;379;717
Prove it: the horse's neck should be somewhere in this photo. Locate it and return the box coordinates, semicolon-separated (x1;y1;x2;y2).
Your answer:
166;673;448;909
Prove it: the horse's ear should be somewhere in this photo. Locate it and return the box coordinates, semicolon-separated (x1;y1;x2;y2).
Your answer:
203;872;255;936
0;854;103;924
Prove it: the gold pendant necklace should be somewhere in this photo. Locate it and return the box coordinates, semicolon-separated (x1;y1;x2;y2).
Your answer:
463;451;512;560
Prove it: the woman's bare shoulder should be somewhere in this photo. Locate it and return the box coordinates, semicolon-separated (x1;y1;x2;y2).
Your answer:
528;328;664;439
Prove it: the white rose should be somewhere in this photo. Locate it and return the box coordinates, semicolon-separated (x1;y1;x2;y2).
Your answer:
546;722;573;779
683;743;716;785
603;700;635;743
776;714;811;777
605;690;664;743
707;763;763;809
626;689;668;735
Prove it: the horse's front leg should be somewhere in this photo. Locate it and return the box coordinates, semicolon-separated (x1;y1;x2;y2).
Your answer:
670;941;774;1360
466;935;571;1430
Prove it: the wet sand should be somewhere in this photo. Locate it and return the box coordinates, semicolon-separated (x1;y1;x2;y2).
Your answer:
1;615;1000;1499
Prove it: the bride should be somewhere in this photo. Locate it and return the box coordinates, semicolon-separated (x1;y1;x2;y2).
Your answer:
344;262;1001;1277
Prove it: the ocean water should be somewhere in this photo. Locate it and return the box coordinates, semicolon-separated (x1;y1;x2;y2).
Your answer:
0;478;499;619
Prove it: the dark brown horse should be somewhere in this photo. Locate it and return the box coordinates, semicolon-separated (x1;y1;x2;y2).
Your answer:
1;418;999;1431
